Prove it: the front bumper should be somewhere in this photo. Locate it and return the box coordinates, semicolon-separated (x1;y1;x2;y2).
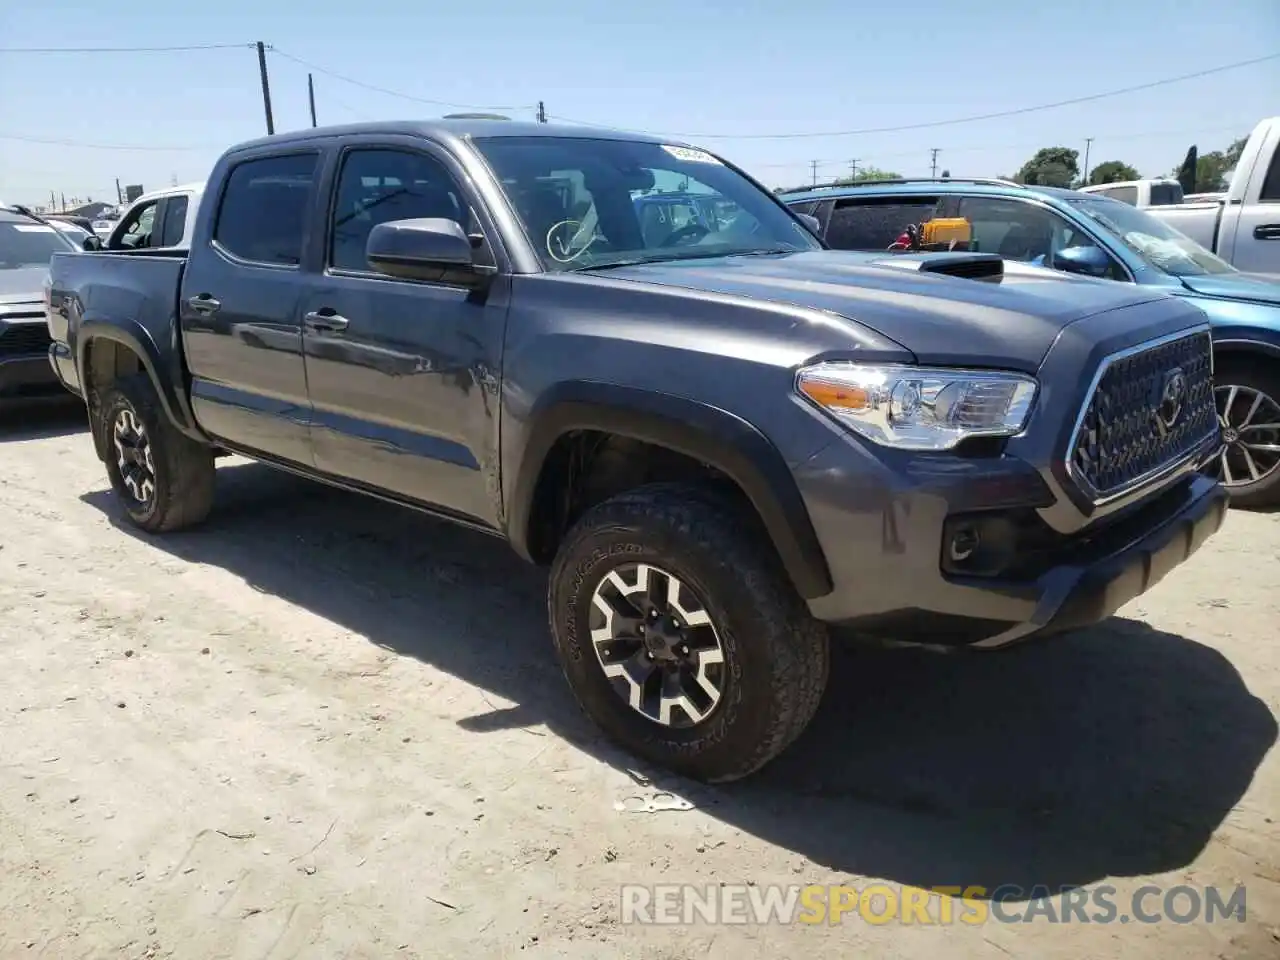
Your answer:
795;437;1228;648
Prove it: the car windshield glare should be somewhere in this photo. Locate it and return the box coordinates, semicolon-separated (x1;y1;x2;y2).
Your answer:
473;136;821;271
0;220;73;268
1066;197;1235;277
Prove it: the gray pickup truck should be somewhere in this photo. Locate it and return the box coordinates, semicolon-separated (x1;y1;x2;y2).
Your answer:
47;120;1228;781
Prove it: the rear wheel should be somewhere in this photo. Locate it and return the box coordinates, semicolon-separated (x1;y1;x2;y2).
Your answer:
547;483;829;782
100;374;216;532
1211;360;1280;509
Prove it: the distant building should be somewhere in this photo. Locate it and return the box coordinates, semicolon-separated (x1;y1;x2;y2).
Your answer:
66;200;114;219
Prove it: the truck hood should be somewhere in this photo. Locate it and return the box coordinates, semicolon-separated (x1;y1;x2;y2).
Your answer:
597;251;1176;372
1178;272;1280;307
0;265;49;304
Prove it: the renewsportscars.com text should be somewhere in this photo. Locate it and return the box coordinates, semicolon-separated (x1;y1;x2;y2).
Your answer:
620;883;1247;926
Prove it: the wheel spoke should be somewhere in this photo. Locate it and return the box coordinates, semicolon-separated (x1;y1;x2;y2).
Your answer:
1220;449;1234;486
1242;441;1280;454
1239;390;1265;428
1221;385;1239;427
1241;423;1280;434
1241;446;1262;481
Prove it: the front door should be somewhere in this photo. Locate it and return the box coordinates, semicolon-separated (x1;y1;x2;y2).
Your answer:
300;143;507;527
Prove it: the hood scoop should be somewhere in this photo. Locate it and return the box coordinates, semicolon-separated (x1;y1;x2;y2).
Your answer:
867;252;1006;283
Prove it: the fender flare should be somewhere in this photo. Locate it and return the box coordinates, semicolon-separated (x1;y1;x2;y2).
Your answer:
76;319;206;457
508;381;833;600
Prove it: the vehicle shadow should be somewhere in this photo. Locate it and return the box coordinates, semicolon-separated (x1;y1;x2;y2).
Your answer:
0;396;87;441
80;461;1277;898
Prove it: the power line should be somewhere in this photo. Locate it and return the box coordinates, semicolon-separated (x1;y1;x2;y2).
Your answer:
747;121;1257;168
551;53;1279;140
0;42;254;53
268;47;533;112
0;132;217;152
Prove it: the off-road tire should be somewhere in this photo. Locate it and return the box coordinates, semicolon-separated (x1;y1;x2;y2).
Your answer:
100;374;216;533
548;482;830;782
1213;358;1280;510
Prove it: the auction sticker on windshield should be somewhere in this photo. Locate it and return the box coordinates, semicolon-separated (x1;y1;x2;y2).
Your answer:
662;145;720;164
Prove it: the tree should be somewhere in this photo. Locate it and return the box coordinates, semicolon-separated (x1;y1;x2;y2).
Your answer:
837;165;902;184
1224;136;1248;170
1088;160;1140;185
1014;147;1080;187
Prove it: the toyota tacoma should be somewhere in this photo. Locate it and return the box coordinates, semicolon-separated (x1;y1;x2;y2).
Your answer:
46;120;1228;781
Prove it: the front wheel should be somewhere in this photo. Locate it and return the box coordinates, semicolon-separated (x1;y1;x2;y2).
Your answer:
1211;360;1280;509
547;483;829;783
100;374;216;533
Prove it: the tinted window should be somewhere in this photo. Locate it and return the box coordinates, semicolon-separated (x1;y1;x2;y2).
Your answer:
215;154;317;265
1147;183;1183;206
158;195;189;247
473;137;820;271
1260;147;1280;202
330;148;470;272
1102;185;1138;205
788;200;819;217
825;198;938;250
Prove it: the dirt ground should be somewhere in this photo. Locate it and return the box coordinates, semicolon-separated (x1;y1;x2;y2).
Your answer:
1;400;1278;960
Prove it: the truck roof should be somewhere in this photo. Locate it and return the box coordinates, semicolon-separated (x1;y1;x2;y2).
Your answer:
226;118;674;156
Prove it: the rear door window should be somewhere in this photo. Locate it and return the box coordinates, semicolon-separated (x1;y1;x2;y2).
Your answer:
1147;183;1183;206
824;197;940;250
214;154;318;266
1101;185;1138;205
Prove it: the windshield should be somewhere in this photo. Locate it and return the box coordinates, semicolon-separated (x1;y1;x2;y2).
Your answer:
0;219;75;268
1066;196;1235;277
473;136;821;271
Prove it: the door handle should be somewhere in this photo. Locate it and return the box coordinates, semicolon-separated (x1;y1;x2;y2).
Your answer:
1254;224;1280;241
303;309;350;332
186;294;221;315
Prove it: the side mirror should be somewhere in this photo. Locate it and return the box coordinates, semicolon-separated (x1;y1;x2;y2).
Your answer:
796;212;821;236
82;235;103;251
1052;244;1111;278
366;218;492;288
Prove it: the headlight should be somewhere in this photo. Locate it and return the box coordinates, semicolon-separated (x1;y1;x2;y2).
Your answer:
796;362;1037;451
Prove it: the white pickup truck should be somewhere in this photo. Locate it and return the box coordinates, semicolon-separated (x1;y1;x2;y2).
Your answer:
1146;116;1280;277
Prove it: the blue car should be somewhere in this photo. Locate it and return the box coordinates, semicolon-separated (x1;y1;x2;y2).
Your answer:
783;178;1280;507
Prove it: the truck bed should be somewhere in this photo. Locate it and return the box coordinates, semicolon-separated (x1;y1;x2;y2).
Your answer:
47;249;189;399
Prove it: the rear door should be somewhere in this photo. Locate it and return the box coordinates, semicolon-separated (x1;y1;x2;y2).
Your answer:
179;150;322;465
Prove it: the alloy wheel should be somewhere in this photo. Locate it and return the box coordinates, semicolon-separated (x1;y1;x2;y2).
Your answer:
112;407;156;504
589;562;726;728
1214;383;1280;488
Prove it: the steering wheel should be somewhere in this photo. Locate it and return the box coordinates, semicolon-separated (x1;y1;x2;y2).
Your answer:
661;222;710;247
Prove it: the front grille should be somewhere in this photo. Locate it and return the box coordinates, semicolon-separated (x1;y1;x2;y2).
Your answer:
1069;327;1216;501
0;318;53;357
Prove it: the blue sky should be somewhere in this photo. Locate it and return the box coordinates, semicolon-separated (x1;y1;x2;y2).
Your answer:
1;0;1276;208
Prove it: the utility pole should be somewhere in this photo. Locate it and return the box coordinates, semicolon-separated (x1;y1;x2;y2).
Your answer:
930;148;940;179
537;101;547;123
849;158;859;181
50;191;56;211
1082;137;1094;186
810;159;819;186
256;41;275;135
60;192;66;211
115;178;123;204
308;73;318;127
